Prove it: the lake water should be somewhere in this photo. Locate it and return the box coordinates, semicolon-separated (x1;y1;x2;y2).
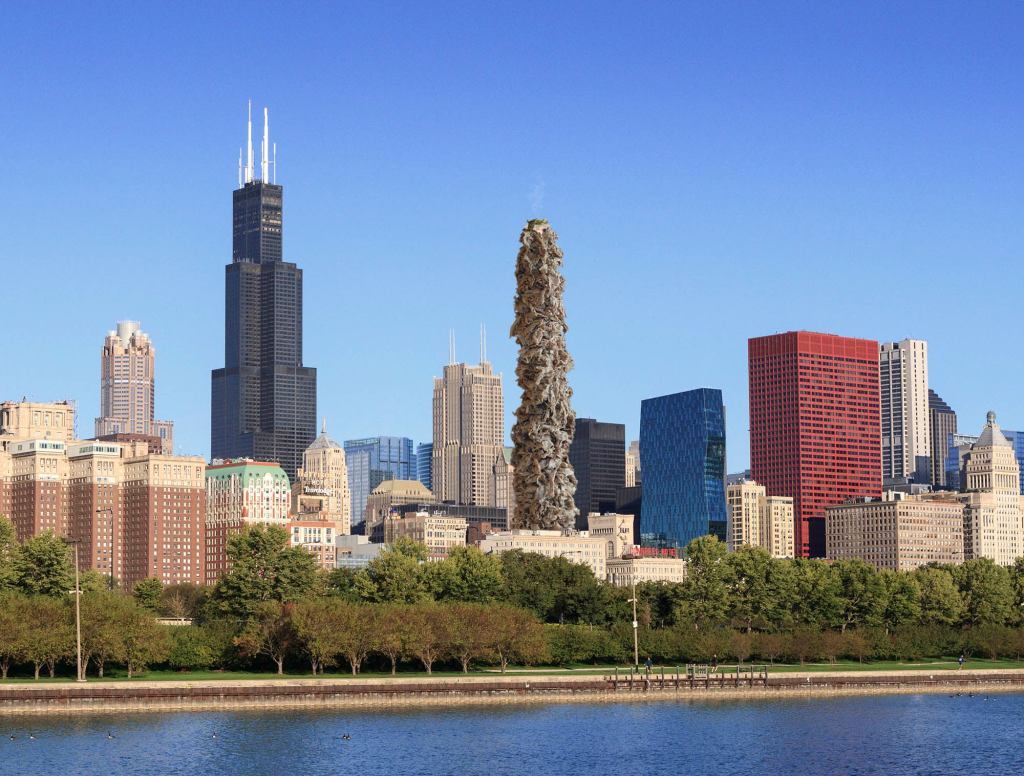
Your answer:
0;693;1020;775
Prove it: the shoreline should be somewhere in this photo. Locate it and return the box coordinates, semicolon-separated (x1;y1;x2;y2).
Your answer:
2;669;1024;715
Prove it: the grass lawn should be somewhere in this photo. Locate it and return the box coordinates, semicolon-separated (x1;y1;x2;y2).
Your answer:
4;658;1024;683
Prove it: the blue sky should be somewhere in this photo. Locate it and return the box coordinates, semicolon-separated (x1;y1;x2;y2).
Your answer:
3;2;1023;469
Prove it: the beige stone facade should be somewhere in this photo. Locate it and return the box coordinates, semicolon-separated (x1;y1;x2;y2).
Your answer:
478;530;608;578
288;520;341;569
384;511;468;559
94;322;174;453
492;447;515;524
586;512;635;558
432;360;504;506
825;493;965;571
292;423;351;536
0;400;76;450
364;479;436;533
606;556;687;586
961;412;1024;565
726;480;794;558
625;440;640;488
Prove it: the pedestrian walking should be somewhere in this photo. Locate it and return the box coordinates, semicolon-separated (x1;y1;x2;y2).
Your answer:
958;652;965;670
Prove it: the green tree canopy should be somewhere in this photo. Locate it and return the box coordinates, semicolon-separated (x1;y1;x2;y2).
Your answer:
676;535;733;627
354;544;429;603
133;578;163;611
13;532;74;597
954;558;1015;626
213;525;317;619
914;565;965;626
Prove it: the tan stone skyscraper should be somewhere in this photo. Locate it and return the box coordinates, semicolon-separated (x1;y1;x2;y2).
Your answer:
962;412;1024;565
432;336;504;506
292;421;352;535
95;321;174;452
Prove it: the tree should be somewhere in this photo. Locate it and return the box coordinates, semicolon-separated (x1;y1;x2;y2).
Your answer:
213;526;317;619
13;532;73;597
1010;557;1024;625
374;604;409;675
167;627;216;671
158;583;207;619
323;568;362;602
833;560;886;632
235;601;298;675
122;610;169;678
133;578;163;612
334;603;376;676
486;605;547;672
790;560;842;628
403;604;449;674
510;219;578;531
954;558;1014;626
425;547;504;603
354;544;429;604
292;598;345;675
727;547;793;632
914;566;964;626
499;550;559;620
676;536;733;627
880;571;921;629
0;516;17;591
20;596;72;679
444;603;495;673
0;592;28;678
80;592;130;677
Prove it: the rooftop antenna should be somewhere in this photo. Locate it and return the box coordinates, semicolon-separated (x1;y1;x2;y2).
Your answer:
449;329;456;366
237;148;243;188
245;100;254;184
272;142;277;183
322;417;327;434
480;323;487;364
261;107;269;182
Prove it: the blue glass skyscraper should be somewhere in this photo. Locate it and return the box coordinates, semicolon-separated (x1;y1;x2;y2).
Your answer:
416;442;433;490
639;388;727;550
344;436;416;530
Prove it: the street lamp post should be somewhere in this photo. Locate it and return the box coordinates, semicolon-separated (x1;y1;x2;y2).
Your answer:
64;538;86;683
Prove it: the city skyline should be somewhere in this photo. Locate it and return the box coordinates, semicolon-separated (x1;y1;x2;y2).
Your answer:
4;4;1024;470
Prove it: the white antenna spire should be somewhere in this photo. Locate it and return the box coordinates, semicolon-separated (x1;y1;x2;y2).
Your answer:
238;148;243;188
245;100;254;184
272;142;277;183
321;417;327;434
261;107;269;182
449;329;456;366
480;323;487;364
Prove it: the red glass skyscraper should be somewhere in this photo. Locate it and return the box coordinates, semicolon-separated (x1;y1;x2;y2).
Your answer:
748;331;881;558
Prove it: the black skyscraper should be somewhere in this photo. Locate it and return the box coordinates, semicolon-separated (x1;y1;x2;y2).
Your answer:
211;106;316;479
569;418;626;528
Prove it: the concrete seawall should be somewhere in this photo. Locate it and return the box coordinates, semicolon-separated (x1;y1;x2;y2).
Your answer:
2;670;1023;715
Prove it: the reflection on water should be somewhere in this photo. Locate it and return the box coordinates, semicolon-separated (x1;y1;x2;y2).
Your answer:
1;693;1020;775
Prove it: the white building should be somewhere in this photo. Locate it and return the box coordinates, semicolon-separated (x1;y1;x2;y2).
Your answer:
606;556;687;586
726;480;794;558
479;530;608;579
962;412;1024;565
586;512;635;558
879;339;930;481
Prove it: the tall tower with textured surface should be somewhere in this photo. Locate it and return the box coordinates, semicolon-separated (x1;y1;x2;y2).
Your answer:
510;220;577;531
211;105;316;479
